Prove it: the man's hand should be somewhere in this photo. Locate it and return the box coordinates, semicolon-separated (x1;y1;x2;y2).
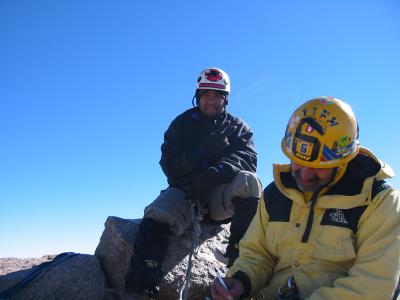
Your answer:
191;167;221;206
197;122;237;160
210;276;244;300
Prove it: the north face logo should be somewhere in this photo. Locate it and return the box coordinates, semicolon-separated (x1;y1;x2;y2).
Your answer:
329;209;348;224
320;207;367;233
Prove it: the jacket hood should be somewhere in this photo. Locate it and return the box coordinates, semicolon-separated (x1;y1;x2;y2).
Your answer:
347;147;394;180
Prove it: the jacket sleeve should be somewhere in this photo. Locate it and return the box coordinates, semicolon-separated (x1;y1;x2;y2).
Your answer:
159;120;206;181
307;188;400;300
227;194;278;297
214;120;257;182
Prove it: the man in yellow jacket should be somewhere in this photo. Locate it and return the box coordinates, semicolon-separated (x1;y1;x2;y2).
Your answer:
210;96;400;300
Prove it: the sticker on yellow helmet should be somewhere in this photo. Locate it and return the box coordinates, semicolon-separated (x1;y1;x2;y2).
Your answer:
281;96;359;168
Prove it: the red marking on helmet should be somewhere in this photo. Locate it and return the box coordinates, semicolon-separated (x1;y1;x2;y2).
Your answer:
199;83;225;89
205;69;223;82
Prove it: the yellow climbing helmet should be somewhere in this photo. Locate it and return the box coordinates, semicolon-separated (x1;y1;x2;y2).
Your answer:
281;96;360;168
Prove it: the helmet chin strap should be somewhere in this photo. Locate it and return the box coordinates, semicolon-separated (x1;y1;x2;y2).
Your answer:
326;167;338;188
328;164;348;187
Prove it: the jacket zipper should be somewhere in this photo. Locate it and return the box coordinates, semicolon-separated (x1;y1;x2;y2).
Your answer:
301;188;322;243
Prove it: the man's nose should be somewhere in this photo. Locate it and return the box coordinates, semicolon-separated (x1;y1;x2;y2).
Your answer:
300;167;315;181
207;96;220;102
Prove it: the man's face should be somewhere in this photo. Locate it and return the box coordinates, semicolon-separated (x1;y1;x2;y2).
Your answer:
198;90;226;118
291;162;336;191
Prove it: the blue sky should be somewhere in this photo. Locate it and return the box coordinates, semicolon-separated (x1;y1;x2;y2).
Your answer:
1;0;399;258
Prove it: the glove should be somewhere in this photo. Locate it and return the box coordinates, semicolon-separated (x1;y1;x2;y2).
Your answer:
197;122;237;160
191;167;221;206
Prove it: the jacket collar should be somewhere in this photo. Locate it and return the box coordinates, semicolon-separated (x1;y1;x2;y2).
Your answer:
273;147;392;209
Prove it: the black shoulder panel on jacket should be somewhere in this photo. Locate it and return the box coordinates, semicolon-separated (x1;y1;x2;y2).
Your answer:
320;179;391;233
263;183;292;222
371;179;391;200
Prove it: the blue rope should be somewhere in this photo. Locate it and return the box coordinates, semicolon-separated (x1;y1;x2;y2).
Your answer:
0;252;78;299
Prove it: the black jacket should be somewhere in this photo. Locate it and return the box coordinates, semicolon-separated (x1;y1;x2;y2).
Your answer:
159;107;257;190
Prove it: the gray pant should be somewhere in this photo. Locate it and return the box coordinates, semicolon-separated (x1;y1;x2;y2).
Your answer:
143;171;262;236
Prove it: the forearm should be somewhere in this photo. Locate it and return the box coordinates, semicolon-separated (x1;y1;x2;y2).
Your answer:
217;127;257;174
160;147;207;179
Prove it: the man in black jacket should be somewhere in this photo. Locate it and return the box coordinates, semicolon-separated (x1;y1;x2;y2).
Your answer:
125;67;261;297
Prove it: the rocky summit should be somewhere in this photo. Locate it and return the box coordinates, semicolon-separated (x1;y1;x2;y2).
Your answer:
0;216;231;299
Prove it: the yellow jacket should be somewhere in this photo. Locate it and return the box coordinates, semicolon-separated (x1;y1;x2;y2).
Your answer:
227;148;400;300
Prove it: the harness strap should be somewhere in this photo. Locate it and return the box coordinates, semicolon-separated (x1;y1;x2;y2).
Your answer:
179;198;202;300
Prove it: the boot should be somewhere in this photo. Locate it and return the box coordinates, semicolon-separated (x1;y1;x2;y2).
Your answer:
125;218;169;298
226;197;259;267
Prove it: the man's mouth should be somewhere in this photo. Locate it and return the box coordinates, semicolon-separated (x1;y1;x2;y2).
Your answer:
293;173;319;190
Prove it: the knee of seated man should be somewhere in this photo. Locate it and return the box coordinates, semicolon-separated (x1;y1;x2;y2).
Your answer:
230;171;262;199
